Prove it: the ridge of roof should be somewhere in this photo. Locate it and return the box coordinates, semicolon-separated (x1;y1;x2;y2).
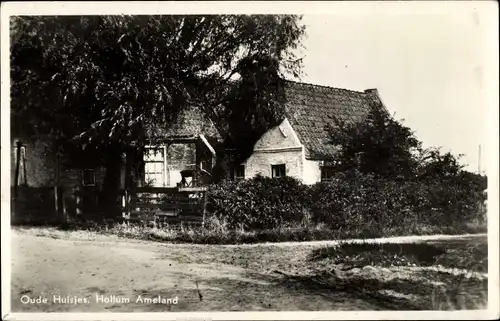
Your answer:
282;78;370;95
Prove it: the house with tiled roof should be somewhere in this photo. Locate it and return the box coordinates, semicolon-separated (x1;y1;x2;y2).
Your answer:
238;80;385;184
139;80;386;187
11;79;386;222
11;80;385;191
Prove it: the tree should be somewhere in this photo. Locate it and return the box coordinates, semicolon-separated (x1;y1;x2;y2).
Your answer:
327;102;422;180
211;53;289;180
326;100;487;184
11;15;306;190
326;102;488;225
416;147;464;180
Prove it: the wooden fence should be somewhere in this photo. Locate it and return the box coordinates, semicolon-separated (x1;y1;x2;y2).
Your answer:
11;186;207;226
12;186;124;225
121;187;208;227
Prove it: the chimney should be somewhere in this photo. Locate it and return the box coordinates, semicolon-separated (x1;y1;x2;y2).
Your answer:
364;88;390;114
364;88;379;95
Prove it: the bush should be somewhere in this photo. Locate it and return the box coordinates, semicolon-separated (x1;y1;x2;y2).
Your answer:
308;172;420;233
308;170;487;235
206;175;311;230
206;169;487;238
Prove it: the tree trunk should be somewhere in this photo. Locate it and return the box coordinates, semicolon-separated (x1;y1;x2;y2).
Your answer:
124;147;142;189
101;148;122;219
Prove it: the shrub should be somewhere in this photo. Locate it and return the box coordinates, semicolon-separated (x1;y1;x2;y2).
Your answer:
308;172;418;233
307;170;487;235
206;175;311;230
203;169;487;238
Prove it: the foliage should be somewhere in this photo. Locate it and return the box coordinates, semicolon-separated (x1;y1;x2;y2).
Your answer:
325;101;481;182
214;54;287;170
416;148;464;180
327;103;422;180
11;15;304;145
308;172;424;233
205;169;487;236
206;175;311;230
11;15;306;186
322;98;487;228
309;171;487;231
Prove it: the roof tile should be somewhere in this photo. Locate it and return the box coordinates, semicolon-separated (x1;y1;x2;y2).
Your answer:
283;80;379;160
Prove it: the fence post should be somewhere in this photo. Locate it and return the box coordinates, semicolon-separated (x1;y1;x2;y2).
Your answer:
54;186;59;216
122;190;129;218
75;187;82;216
202;190;207;228
61;187;67;220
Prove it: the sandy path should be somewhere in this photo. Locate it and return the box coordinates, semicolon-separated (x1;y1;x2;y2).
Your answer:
221;233;488;248
11;231;384;312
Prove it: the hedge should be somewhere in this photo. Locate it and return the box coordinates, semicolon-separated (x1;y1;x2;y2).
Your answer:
206;175;311;230
206;172;487;233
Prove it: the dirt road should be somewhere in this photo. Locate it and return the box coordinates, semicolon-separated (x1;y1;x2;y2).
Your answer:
10;229;487;312
11;230;383;312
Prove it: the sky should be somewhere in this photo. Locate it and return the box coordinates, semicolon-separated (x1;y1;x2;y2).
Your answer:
296;8;496;174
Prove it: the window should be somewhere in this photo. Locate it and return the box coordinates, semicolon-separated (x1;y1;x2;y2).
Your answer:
200;159;212;172
82;169;96;186
232;165;245;180
144;147;165;187
271;164;286;178
321;166;335;182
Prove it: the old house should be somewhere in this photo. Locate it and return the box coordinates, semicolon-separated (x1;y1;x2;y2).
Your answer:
10;133;108;221
139;104;221;188
11;80;385;221
11;80;386;190
138;80;385;186
10;103;221;221
233;80;385;184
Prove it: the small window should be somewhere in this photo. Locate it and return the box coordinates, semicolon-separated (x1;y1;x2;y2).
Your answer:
232;165;245;180
321;166;335;182
200;159;212;171
271;164;286;178
82;169;96;186
144;147;165;187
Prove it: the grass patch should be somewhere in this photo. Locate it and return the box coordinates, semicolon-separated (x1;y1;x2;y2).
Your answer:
98;219;485;245
310;242;447;267
102;222;341;245
16;213;487;245
101;224;484;245
309;240;488;272
289;239;488;310
430;239;488;272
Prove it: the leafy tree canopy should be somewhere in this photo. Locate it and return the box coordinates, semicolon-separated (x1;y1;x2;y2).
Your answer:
11;15;305;158
327;102;484;182
327;103;422;180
